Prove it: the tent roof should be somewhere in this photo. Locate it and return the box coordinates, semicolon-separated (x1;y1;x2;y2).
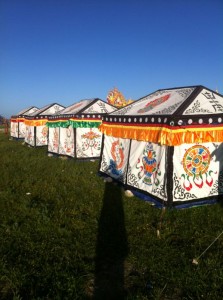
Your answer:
11;106;39;118
48;98;116;121
26;103;65;118
58;99;94;115
99;85;223;146
109;85;223;118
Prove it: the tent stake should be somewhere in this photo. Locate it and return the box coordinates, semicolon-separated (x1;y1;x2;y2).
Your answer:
192;230;223;264
157;207;166;238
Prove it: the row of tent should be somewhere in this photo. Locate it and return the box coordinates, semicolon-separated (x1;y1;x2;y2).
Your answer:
10;85;223;208
11;98;116;158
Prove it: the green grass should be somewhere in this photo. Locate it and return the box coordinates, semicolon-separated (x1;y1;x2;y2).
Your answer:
0;132;223;299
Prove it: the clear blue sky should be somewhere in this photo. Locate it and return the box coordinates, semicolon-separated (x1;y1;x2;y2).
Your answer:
1;0;223;118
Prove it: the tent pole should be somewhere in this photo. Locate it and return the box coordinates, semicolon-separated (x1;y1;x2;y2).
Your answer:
125;139;132;185
34;126;36;147
166;146;174;207
74;127;76;158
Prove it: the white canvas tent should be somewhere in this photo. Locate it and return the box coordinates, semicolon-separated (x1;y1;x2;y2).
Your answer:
47;98;116;159
10;106;39;139
99;85;223;208
24;103;65;147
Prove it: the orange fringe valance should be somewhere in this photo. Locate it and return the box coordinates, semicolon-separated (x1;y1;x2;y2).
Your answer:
24;119;48;126
99;123;223;146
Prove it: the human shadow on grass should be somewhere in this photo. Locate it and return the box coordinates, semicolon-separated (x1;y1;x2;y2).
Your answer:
211;142;223;205
93;182;129;299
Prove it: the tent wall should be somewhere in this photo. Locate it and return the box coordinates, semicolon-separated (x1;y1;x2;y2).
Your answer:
18;122;26;138
99;136;168;203
99;136;223;207
99;135;131;184
10;120;26;139
53;126;104;159
59;126;75;157
75;127;102;159
172;142;223;203
10;121;18;138
25;124;55;147
25;126;35;146
48;127;60;154
126;140;168;202
35;125;48;146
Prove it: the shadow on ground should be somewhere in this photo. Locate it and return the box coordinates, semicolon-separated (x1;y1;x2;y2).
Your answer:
93;182;129;299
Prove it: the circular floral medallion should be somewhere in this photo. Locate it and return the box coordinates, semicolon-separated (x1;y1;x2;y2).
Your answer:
183;145;210;177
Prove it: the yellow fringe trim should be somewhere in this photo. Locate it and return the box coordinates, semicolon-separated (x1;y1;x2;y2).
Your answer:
99;123;223;146
24;119;48;126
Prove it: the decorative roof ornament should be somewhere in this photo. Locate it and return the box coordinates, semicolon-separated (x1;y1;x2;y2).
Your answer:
107;87;133;108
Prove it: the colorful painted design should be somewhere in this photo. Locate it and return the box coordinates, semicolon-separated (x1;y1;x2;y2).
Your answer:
41;126;48;143
136;143;161;186
52;128;59;150
81;128;101;156
26;127;34;144
109;140;124;175
183;145;210;176
137;94;170;113
181;145;214;190
64;127;74;153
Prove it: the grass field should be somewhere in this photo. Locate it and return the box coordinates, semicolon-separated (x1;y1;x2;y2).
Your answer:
0;132;223;299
